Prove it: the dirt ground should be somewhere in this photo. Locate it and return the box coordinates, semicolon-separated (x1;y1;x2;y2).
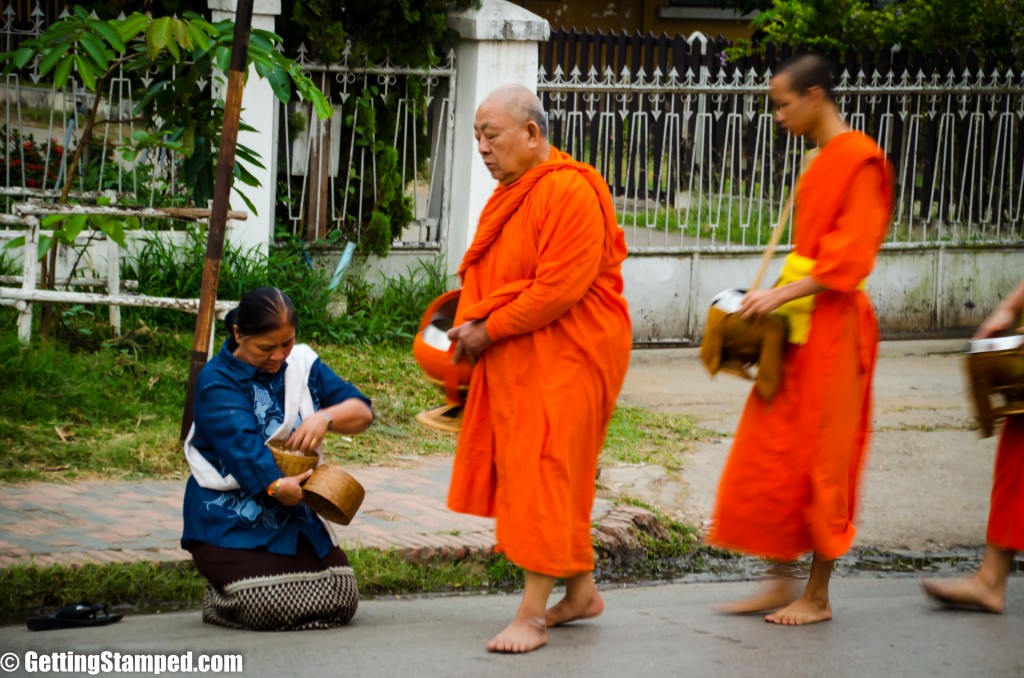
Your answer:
606;339;999;552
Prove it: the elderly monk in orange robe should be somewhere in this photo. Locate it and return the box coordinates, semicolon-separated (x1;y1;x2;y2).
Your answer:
707;55;894;625
446;84;632;653
922;275;1024;613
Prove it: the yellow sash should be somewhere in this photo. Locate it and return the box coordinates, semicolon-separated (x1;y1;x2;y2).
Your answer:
774;253;866;344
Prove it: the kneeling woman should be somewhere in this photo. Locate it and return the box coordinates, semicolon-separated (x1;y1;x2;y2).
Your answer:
182;287;373;630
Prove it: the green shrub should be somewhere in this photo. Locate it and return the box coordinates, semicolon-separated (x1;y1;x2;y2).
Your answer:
731;0;1024;67
120;229;449;346
122;228;338;338
335;256;449;344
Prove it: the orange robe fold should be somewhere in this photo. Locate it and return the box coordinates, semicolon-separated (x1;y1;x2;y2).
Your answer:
988;415;1024;551
709;131;893;562
447;147;632;577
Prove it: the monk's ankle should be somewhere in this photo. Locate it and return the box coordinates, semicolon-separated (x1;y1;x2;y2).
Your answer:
802;591;830;608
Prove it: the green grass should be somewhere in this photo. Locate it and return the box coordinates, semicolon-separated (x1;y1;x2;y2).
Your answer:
350;549;524;596
602;407;710;472
0;550;527;625
0;103;65;126
0;505;707;625
0;329;191;482
313;342;459;463
619;201;788;247
0;327;453;481
121;232;451;346
0;560;205;624
0;316;710;481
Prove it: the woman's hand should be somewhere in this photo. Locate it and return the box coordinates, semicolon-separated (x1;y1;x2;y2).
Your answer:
284;412;333;453
268;469;314;506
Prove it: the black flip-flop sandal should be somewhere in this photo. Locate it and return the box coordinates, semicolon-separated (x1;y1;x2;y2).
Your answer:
26;602;123;631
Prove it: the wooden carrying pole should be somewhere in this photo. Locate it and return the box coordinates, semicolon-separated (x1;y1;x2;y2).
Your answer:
748;148;819;292
180;0;255;440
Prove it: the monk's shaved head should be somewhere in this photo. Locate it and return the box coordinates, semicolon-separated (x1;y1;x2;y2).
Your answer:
474;83;551;185
775;54;834;97
770;53;846;143
481;84;548;138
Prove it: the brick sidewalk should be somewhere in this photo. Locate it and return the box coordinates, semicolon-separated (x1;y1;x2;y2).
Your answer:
0;457;614;567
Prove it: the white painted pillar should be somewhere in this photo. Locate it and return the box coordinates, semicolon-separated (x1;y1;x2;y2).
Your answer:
209;0;281;256
444;0;550;276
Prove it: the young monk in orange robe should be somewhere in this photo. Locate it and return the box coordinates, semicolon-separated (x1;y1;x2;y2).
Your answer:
922;275;1024;613
446;84;632;653
707;55;894;625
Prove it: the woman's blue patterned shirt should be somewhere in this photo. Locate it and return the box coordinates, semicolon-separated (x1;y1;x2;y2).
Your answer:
181;342;370;558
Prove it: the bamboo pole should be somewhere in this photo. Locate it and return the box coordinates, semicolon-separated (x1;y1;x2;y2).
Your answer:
180;0;256;440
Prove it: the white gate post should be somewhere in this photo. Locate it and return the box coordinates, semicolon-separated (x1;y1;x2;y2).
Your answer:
16;215;39;345
444;0;550;276
208;0;282;256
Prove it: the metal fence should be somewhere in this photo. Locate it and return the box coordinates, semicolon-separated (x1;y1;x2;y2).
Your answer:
1;3;457;253
278;45;457;251
0;6;185;214
539;29;1024;252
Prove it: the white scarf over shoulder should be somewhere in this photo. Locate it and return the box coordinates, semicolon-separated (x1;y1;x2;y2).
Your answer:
184;343;322;491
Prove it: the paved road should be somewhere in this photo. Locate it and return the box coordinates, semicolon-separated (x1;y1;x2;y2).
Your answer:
1;578;1021;677
613;339;1000;551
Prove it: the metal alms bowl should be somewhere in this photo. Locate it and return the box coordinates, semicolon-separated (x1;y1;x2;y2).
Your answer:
709;288;747;315
966;334;1024;354
965;333;1024;437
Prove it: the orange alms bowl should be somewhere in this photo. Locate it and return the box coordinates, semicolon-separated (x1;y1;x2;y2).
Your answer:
412;289;472;404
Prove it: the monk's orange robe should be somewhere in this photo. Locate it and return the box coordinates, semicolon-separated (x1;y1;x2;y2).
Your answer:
708;131;894;561
988;415;1024;551
447;146;632;577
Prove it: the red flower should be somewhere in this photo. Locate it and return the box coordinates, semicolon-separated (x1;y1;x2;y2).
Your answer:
26;178;37;187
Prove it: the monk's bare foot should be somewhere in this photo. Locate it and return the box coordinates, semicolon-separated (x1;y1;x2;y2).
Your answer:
764;596;832;625
545;590;604;627
714;579;800;615
486;616;548;653
921;577;1005;614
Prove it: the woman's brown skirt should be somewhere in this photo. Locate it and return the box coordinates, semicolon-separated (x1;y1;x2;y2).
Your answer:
187;537;358;631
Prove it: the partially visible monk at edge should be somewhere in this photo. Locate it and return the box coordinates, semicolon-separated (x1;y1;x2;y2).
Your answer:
922;275;1024;614
707;54;894;625
446;84;632;653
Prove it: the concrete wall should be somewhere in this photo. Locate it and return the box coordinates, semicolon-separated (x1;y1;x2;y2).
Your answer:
325;244;1023;345
623;246;1024;344
7;227;1020;345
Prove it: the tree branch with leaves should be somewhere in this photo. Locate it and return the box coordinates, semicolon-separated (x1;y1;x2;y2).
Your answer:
0;5;332;336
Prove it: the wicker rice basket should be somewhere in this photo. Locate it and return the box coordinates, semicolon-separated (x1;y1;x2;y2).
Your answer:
302;464;365;525
269;441;320;477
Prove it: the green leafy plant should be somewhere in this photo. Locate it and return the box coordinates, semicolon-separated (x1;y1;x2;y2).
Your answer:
281;0;477;68
729;0;1024;66
278;0;474;248
121;226;338;337
336;256;450;344
736;0;885;55
0;6;333;337
2;7;331;209
334;90;415;257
